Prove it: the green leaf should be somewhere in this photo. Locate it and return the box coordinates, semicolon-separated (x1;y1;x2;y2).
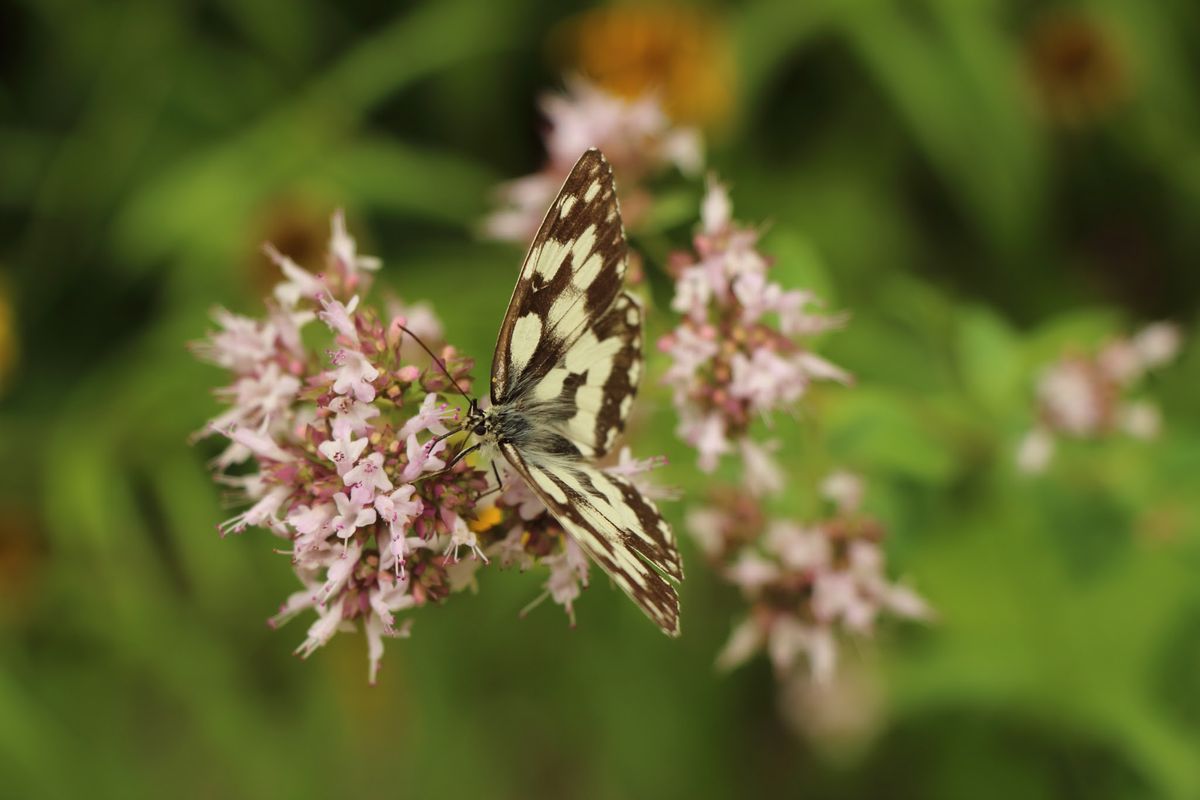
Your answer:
956;305;1022;413
824;388;957;485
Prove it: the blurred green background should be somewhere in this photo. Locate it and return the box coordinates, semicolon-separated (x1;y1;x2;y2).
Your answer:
3;1;1200;798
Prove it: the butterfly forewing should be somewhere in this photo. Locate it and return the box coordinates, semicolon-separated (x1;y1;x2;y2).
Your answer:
491;149;628;406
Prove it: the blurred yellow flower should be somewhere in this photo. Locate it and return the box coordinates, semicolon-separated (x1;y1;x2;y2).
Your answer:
0;507;40;624
1025;9;1129;127
553;5;734;127
0;277;15;391
246;196;332;296
469;504;504;534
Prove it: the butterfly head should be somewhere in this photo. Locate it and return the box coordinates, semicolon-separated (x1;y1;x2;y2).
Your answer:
464;397;491;439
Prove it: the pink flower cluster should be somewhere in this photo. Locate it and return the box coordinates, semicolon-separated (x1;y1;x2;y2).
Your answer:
689;472;931;685
483;77;703;242
658;178;850;477
1017;322;1182;473
192;213;667;682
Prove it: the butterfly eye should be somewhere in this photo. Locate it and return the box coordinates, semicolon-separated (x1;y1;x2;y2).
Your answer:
473;423;486;436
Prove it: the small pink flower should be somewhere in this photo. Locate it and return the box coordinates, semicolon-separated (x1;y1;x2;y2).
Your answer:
488;525;537;570
765;521;830;571
400;432;446;482
318;431;368;477
374;484;422;527
1037;358;1101;435
739;439;784;497
330;491;377;541
317;294;360;342
724;551;781;591
387;299;444;345
813;571;876;631
670;266;714;323
310;538;363;609
1120;401;1161;440
606;447;677;501
375;485;424;573
767;618;836;684
795;351;853;385
398;392;454;440
685;507;729;560
287;502;335;557
444;516;488;563
287;503;333;538
206;362;300;434
1133;321;1181;368
659;325;718;396
327;396;380;439
365;611;413;686
218;484;290;537
296;604;345;659
820;471;864;514
191;308;277;373
265;243;326;309
730;348;803;412
1016;427;1055;474
679;412;731;473
499;471;547;521
701;174;732;235
368;577;416;635
329;210;381;282
329;348;379;403
715;616;766;672
343;452;393;494
1020;322;1182;473
225;426;293;463
540;537;589;625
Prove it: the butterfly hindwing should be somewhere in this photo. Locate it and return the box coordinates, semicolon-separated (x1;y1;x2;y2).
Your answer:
499;442;681;635
491;149;628;406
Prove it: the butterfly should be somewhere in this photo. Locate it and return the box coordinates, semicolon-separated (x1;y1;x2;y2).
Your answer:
426;149;684;635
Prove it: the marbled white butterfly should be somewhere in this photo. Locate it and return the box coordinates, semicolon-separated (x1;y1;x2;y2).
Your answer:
425;149;684;635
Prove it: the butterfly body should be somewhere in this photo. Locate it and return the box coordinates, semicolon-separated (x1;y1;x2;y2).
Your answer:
462;148;683;635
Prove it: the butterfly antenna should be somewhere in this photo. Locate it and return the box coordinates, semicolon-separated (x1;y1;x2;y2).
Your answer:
396;324;473;405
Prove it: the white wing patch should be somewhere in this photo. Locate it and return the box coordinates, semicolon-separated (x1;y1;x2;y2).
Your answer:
508;313;542;376
532;367;569;402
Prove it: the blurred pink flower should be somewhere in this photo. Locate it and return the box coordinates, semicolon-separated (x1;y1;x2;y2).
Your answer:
1019;321;1182;473
660;178;849;480
695;472;930;685
483;78;703;241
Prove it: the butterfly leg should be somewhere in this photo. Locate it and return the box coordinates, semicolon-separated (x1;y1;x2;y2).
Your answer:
442;441;482;471
476;459;505;500
412;440;481;485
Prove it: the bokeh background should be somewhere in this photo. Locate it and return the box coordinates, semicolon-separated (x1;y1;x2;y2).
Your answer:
3;1;1200;797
